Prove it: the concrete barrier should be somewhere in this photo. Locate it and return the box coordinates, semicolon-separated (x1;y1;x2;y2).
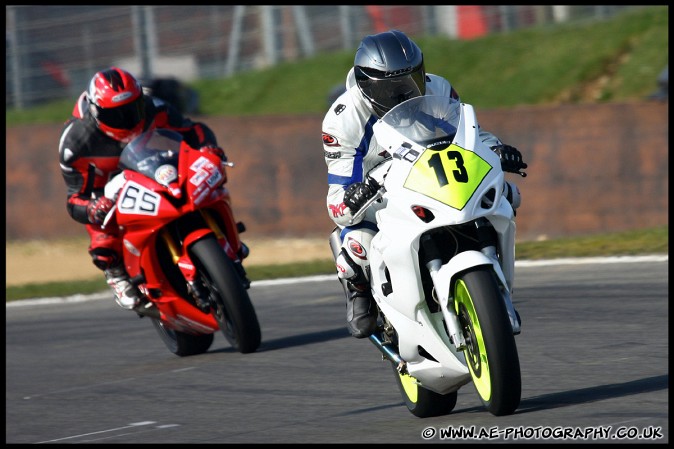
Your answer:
6;100;667;242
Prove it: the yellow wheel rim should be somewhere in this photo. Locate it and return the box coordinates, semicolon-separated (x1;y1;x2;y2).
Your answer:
399;372;418;403
455;279;491;401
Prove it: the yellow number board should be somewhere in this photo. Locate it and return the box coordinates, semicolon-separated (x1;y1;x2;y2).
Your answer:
403;144;493;210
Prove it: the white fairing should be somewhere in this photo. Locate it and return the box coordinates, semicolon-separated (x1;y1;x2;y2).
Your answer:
364;96;518;394
104;172;126;199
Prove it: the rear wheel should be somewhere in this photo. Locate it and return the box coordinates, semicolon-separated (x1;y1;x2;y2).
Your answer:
454;267;521;416
392;363;459;418
152;318;214;357
384;323;458;418
189;236;261;353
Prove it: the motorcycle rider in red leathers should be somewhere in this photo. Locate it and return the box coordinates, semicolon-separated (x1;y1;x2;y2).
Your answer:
322;30;527;339
58;67;228;310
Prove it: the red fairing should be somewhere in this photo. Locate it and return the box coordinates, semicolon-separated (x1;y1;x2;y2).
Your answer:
109;130;244;335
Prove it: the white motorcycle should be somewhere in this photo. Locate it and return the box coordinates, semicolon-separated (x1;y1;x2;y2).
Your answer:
329;95;524;418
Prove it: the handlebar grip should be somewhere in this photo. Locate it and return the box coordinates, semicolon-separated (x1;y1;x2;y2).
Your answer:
101;204;117;229
348;187;385;225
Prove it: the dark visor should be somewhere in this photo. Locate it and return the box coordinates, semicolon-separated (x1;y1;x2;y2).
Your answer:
356;70;426;114
92;96;145;130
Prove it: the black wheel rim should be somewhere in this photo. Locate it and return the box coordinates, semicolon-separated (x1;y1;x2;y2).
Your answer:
458;304;481;375
201;273;237;344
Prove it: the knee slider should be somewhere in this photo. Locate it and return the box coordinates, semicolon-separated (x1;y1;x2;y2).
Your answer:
335;248;368;286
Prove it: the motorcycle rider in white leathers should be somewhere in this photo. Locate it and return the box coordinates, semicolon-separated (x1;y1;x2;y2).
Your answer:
322;30;527;339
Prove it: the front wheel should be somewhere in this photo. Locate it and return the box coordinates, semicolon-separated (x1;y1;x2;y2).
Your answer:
189;236;261;353
454;267;521;416
392;363;459;418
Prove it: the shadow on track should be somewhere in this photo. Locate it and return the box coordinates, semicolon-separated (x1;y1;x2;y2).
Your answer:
516;374;668;414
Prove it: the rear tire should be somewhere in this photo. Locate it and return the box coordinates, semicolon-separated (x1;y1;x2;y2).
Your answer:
454;267;521;416
189;236;261;353
391;363;458;418
152;318;214;357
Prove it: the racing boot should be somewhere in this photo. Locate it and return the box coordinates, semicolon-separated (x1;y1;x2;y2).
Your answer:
346;282;378;338
104;265;142;310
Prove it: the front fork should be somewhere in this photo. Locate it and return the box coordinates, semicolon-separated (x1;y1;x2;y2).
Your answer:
160;227;211;310
476;218;521;335
481;245;521;335
426;258;467;350
421;224;521;354
160;209;238;310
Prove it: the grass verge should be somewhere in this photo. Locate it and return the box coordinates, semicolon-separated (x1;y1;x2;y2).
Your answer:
6;226;667;302
5;7;668;124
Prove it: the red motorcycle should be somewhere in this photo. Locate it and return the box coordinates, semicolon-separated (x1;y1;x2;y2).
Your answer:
102;128;261;356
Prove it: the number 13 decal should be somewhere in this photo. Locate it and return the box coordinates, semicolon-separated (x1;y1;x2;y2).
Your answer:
403;144;492;210
428;150;468;185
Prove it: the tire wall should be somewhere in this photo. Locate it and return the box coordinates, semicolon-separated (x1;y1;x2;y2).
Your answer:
6;100;668;241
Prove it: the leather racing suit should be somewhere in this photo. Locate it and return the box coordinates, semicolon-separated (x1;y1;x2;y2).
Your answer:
322;68;505;290
59;92;221;272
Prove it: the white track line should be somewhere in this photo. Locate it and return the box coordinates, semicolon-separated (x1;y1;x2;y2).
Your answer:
6;255;667;308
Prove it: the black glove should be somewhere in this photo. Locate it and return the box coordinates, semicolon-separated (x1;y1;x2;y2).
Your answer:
343;182;377;212
87;196;114;225
491;144;527;177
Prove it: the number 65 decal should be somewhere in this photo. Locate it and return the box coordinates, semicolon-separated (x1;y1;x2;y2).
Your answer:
118;181;161;216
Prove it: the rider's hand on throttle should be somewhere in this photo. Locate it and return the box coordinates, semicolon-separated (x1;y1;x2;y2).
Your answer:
343;182;377;212
491;144;527;176
87;196;114;225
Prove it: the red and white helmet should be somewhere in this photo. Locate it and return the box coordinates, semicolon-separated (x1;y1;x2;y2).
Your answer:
87;67;146;143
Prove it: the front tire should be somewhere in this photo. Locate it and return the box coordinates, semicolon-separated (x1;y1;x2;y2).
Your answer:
189;236;261;354
454;267;521;416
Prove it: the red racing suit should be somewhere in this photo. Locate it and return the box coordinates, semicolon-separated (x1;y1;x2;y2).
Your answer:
58;92;221;270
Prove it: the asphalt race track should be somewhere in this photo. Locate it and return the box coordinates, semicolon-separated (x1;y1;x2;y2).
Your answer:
6;257;668;444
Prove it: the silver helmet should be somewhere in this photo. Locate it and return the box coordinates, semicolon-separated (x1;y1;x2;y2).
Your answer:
353;30;426;117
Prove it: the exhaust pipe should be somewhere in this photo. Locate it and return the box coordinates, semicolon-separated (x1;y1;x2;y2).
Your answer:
369;332;407;373
134;301;161;320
